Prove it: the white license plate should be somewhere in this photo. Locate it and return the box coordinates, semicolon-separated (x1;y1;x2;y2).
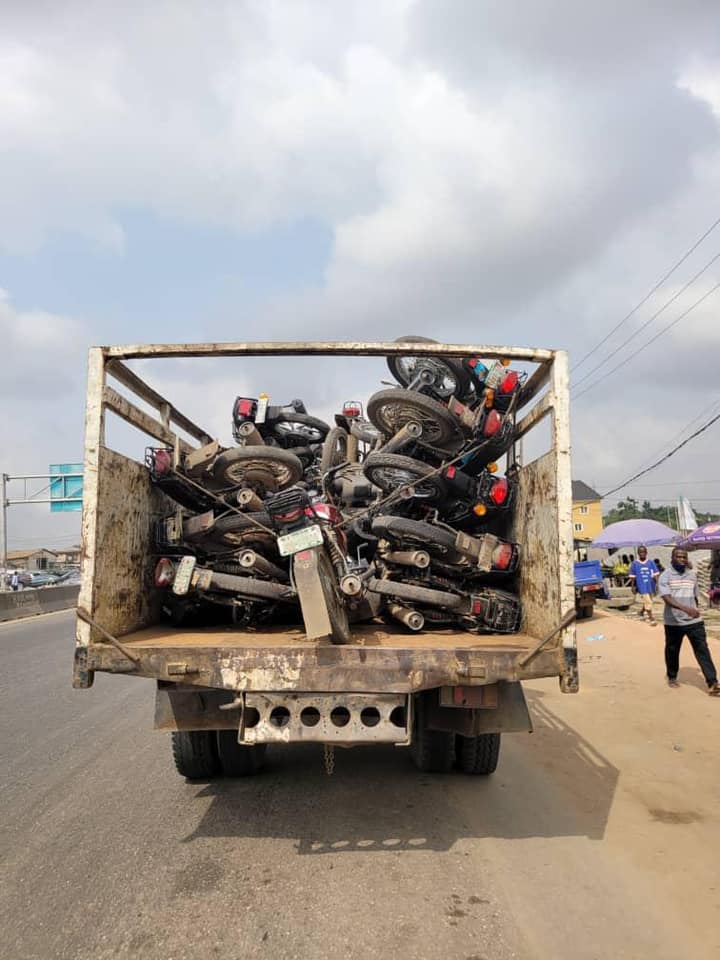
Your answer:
172;556;197;595
277;524;324;557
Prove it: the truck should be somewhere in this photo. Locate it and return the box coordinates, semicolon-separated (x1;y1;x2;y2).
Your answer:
72;340;577;778
574;559;608;619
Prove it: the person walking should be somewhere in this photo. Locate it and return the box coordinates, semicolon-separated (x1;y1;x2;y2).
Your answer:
629;546;659;625
659;546;720;696
10;570;19;591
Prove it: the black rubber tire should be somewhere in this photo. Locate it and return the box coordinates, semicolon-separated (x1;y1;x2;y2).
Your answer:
320;427;349;475
213;446;303;490
371;515;458;557
366;389;465;452
265;411;330;447
410;694;455;773
362;452;446;501
387;336;474;401
456;733;501;775
317;549;352;644
216;731;266;777
171;730;221;779
212;512;277;552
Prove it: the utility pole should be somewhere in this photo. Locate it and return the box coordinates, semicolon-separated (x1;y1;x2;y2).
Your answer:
1;473;8;591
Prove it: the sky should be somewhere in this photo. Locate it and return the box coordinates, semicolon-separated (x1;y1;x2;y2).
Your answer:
2;0;720;550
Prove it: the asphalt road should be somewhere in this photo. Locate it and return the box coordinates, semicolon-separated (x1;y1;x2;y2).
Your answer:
1;610;718;960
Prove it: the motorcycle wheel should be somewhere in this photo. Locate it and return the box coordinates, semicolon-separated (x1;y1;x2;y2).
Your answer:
370;515;459;558
264;412;330;447
367;389;464;453
362;452;446;502
320;427;349;475
387;336;475;401
213;446;303;491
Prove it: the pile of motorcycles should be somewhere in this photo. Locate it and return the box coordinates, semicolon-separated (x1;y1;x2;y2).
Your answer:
148;340;525;644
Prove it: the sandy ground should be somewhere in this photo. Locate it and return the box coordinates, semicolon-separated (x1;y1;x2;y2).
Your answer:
2;610;720;959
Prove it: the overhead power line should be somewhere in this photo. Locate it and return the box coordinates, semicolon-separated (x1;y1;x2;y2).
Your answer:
602;409;720;499
573;280;720;401
572;251;720;390
571;213;720;372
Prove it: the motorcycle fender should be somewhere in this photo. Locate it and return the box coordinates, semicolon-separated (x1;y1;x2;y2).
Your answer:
293;548;333;640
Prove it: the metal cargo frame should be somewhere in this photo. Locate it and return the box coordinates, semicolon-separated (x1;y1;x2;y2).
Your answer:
72;341;576;696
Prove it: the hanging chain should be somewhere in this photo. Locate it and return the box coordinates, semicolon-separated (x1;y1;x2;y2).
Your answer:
323;743;335;776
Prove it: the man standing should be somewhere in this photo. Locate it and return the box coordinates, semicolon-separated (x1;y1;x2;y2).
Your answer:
629;546;659;626
659;546;720;695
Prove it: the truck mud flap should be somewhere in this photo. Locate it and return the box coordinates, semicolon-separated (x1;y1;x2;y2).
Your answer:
240;693;411;745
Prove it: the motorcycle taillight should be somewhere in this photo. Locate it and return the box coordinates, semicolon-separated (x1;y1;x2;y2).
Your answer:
483;410;502;437
490;478;508;505
153;449;172;475
342;401;362;418
235;398;255;419
494;543;513;570
154;558;175;587
499;370;519;394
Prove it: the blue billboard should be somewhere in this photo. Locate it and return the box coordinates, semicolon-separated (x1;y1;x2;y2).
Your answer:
50;464;84;512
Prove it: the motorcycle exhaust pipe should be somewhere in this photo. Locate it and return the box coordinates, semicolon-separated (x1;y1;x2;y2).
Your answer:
378;420;422;455
198;569;295;602
382;549;430;569
388;603;424;631
238;550;288;582
367;577;464;611
236;488;266;511
236;422;266;446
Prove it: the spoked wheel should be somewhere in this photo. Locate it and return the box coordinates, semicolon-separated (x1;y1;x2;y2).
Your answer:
320;427;349;475
216;731;266;777
362;452;446;502
213;446;303;492
293;548;351;644
264;412;330;448
387;335;475;402
456;733;501;775
367;389;465;453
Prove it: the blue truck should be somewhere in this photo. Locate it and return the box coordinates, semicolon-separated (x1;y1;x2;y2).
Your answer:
574;559;607;620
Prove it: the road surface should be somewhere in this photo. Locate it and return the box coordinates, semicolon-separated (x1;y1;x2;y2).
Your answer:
1;609;719;959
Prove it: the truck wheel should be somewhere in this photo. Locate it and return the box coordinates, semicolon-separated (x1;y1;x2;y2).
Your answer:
410;695;455;773
216;730;266;776
456;733;501;775
171;730;221;780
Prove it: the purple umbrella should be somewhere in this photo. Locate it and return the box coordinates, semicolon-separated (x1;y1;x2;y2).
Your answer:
591;518;679;549
679;521;720;551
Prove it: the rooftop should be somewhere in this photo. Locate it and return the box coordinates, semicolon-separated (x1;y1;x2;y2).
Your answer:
572;480;602;502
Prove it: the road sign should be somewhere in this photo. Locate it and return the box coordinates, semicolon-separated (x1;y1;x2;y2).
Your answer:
50;464;83;513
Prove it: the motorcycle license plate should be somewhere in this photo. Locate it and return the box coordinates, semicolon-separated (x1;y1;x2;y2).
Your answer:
277;524;323;557
172;556;197;595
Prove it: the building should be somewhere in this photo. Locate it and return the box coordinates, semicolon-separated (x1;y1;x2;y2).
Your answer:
571;481;603;541
55;545;82;565
6;548;59;571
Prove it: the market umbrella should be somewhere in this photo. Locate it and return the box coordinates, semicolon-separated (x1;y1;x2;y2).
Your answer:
679;521;720;550
591;519;679;549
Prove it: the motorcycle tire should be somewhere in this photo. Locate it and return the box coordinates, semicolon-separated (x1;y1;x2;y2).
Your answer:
213;446;303;491
362;452;446;502
387;336;475;402
371;515;459;557
320;427;349;475
264;411;330;448
367;389;465;453
212;512;278;554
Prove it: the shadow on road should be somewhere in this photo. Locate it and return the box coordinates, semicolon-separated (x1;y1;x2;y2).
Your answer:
182;688;618;852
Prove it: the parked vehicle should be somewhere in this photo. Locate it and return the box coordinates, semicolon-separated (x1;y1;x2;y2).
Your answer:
574;560;608;619
73;340;575;781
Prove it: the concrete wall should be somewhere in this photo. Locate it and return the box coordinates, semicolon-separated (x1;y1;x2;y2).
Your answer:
0;585;79;623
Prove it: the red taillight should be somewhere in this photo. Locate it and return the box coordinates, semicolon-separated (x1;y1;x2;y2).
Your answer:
445;465;457;479
154;558;175;587
343;401;362;418
471;597;483;615
483;410;502;437
153;449;172;475
235;398;254;418
494;543;513;570
277;508;304;523
499;370;519;394
490;478;508;505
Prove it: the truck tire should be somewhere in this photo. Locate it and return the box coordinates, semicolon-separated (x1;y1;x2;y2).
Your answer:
456;733;501;775
171;730;221;779
216;731;266;777
410;694;455;773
